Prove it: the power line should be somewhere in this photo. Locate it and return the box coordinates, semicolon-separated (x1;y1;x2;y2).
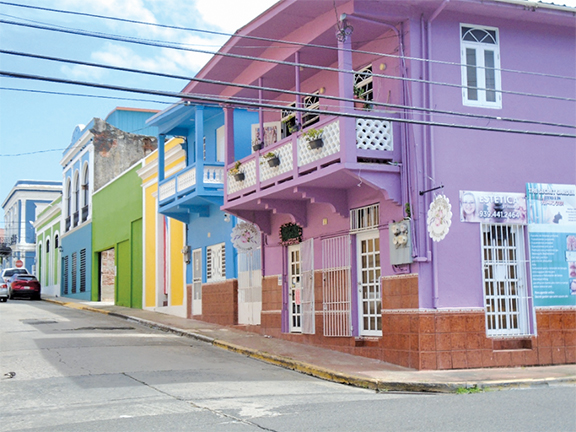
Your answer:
2;49;574;130
2;70;575;139
2;18;575;105
0;148;66;157
1;0;574;82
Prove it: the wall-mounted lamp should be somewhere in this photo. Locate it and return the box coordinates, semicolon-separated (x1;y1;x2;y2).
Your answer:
58;245;63;253
224;213;231;223
181;245;191;264
319;87;326;94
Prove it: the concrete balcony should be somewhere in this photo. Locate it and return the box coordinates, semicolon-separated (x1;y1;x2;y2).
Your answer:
158;163;226;222
223;115;401;233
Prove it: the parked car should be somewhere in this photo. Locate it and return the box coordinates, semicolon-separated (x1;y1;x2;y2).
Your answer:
1;267;28;283
0;280;8;302
8;274;41;300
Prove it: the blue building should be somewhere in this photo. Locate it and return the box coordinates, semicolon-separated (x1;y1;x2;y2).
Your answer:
148;102;260;324
59;107;158;300
1;180;62;273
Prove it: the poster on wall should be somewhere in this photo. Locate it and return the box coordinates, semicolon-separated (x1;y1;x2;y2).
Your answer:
251;122;281;147
459;190;526;224
527;183;576;307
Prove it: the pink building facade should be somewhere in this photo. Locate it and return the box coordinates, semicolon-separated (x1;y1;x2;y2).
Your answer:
182;0;576;369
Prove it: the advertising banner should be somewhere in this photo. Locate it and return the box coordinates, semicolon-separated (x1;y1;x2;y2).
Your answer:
459;190;526;224
527;183;576;307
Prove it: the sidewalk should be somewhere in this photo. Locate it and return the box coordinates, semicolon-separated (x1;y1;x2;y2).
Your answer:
43;296;576;393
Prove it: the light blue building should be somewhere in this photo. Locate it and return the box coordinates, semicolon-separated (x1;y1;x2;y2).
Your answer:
148;102;259;323
59;107;158;300
1;180;62;273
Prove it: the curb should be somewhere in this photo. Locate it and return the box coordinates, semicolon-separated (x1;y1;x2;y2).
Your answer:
42;298;576;394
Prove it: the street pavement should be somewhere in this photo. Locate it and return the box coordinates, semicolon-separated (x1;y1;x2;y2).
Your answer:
42;296;575;393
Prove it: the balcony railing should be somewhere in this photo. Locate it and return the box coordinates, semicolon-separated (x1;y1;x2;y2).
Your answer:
73;211;79;227
227;116;393;196
159;164;225;203
81;205;89;222
65;216;71;232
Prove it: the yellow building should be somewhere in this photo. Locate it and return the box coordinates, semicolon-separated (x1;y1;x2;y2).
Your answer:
137;138;188;317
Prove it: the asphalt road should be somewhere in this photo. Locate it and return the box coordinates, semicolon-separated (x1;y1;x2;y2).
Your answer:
1;300;575;432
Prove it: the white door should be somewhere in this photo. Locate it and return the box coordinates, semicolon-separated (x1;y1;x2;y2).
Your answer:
288;244;302;333
300;239;315;335
356;230;382;336
238;248;262;325
192;248;202;315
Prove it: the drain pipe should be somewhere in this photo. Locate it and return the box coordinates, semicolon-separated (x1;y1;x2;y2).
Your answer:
426;0;450;309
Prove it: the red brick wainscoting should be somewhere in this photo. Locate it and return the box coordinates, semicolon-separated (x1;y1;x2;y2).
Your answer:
198;279;238;326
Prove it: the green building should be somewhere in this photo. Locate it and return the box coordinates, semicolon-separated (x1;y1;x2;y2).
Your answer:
33;196;62;297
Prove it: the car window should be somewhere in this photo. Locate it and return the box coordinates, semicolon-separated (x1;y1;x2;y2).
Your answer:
16;275;36;281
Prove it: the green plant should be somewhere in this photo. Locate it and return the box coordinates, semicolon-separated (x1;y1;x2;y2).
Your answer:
279;222;303;246
354;85;365;99
302;128;324;141
229;160;242;175
263;152;276;159
456;386;483;394
404;203;412;219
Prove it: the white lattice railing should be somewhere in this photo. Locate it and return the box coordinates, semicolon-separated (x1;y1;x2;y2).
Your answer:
177;167;196;191
204;166;224;184
356;118;393;151
227;159;257;194
260;142;293;182
159;178;176;201
298;120;340;167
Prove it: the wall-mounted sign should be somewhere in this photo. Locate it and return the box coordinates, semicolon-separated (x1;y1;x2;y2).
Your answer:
459;190;526;224
527;183;576;225
231;221;260;251
427;195;452;242
527;183;576;307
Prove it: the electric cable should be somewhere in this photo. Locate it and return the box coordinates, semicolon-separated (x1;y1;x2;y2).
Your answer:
2;18;575;104
2;70;575;139
1;0;574;82
2;49;574;130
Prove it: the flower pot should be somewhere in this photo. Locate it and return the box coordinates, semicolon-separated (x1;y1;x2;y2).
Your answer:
252;142;264;151
308;138;324;150
234;172;245;181
267;156;280;167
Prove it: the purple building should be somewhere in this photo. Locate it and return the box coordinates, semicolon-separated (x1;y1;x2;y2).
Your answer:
182;0;575;369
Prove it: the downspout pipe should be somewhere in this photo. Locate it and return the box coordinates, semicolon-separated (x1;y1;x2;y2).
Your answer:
426;0;450;309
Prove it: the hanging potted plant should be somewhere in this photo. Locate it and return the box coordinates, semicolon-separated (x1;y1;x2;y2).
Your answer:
252;138;264;152
302;128;324;150
229;160;245;181
279;222;303;246
262;152;280;167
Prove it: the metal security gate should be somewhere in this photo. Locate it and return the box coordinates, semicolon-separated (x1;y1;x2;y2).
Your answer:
322;235;352;337
192;248;202;315
301;239;315;335
481;224;531;336
238;248;262;325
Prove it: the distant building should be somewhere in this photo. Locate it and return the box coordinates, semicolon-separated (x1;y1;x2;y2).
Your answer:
1;180;62;273
59;107;158;300
33;196;62;296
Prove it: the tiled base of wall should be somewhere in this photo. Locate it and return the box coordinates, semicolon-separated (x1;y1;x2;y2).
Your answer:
197;279;238;326
257;308;575;370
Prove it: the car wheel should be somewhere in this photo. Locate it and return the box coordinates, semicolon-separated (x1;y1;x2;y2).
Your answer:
0;298;6;302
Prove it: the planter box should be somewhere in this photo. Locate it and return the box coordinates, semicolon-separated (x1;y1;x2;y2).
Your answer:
267;157;280;167
234;172;245;181
308;138;324;149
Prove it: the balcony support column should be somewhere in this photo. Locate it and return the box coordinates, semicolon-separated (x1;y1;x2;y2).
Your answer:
295;51;302;128
195;106;205;196
337;25;356;165
224;106;235;204
158;133;166;182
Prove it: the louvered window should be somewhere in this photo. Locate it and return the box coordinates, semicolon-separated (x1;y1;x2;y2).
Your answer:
63;256;69;295
71;252;77;293
350;204;379;232
206;243;226;282
80;248;86;292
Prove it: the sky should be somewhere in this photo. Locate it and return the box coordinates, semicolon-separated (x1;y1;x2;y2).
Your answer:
0;0;277;228
0;0;575;229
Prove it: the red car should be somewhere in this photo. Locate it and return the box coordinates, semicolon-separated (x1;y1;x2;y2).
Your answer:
8;274;41;300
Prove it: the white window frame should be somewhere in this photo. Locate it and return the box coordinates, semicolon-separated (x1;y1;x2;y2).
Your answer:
460;24;502;109
206;242;226;282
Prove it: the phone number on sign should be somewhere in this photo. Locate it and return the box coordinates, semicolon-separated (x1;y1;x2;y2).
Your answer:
478;211;522;219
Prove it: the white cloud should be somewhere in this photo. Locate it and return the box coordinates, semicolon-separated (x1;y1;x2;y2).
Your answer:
194;0;278;33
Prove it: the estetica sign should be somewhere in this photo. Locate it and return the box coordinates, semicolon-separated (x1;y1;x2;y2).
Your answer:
459;190;526;224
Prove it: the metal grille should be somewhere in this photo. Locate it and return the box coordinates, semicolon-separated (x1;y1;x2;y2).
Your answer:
350;204;379;232
237;248;262;326
322;235;352;337
301;239;315;335
192;248;202;315
71;252;77;294
206;243;225;282
80;248;86;292
356;119;393;151
481;224;531;336
62;256;69;295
